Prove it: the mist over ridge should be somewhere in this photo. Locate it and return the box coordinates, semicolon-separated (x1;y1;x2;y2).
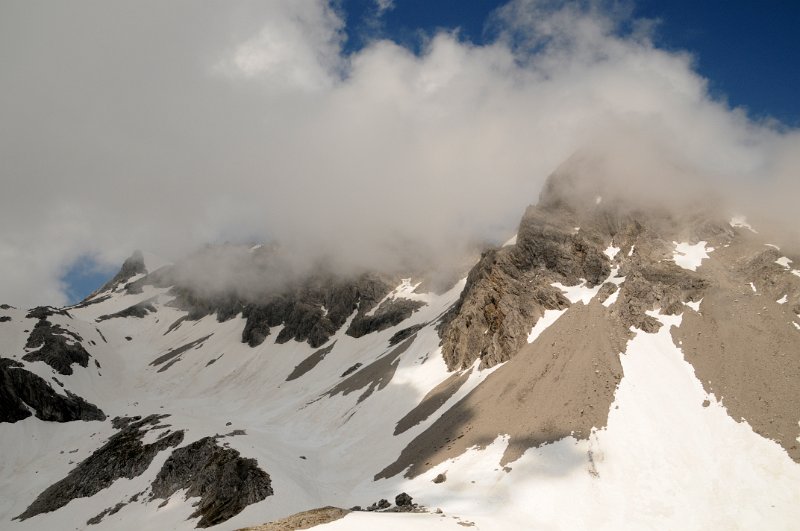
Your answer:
1;0;799;306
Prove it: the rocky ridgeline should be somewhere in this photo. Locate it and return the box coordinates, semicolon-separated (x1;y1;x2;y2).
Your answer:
438;168;719;371
118;252;426;349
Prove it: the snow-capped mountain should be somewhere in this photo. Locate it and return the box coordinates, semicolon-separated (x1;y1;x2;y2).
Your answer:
2;168;799;530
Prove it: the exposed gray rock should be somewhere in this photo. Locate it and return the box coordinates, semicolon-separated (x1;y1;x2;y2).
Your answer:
149;334;213;368
86;502;126;525
26;306;71;320
125;265;175;295
15;414;183;521
22;319;91;375
395;492;413;507
0;358;105;423
96;298;157;322
340;363;362;377
241;273;397;348
388;323;427;345
150;436;273;528
95;250;147;294
346;298;425;338
69;294;112;310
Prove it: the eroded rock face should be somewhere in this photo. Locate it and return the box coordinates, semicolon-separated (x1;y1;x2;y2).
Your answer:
127;260;412;349
0;358;105;423
437;171;717;371
96;298;157;322
150;437;273;528
22;318;92;375
241;273;397;348
96;250;147;294
346;298;425;338
16;415;183;521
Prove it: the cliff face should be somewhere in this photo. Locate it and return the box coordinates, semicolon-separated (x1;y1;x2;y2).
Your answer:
438;166;723;371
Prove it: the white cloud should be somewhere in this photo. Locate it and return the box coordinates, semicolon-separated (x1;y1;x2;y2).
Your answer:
220;1;344;89
0;0;798;307
375;0;395;15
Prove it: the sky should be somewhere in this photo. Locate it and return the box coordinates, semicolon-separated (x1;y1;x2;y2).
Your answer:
1;0;799;306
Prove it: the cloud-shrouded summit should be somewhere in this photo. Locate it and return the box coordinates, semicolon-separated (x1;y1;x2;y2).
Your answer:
1;0;799;307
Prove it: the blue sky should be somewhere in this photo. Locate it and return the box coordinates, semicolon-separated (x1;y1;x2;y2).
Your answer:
58;0;800;304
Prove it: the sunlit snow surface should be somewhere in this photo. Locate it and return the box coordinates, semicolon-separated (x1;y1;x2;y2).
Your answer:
502;234;517;247
603;245;620;260
2;275;800;530
774;256;800;278
527;309;567;343
685;299;702;312
551;279;603;305
376;312;800;530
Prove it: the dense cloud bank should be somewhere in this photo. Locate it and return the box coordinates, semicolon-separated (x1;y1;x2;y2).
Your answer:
1;0;798;306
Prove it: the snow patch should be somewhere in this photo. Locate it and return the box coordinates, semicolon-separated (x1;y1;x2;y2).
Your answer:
603;246;620;260
672;241;712;271
730;216;757;233
503;234;517;247
551;279;602;305
685;299;702;312
777;295;788;305
527;309;567;344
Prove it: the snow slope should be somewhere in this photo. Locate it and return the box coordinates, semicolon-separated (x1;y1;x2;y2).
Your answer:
1;244;800;531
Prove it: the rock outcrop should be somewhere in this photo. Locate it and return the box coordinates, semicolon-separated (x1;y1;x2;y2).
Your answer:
16;415;183;521
151;436;273;528
22;318;91;375
0;358;105;423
